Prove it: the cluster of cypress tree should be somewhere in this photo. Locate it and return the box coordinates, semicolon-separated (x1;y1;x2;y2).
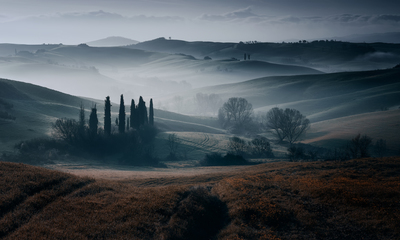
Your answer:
103;95;154;135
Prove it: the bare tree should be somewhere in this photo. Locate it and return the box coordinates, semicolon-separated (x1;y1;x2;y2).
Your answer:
218;97;253;131
264;107;310;144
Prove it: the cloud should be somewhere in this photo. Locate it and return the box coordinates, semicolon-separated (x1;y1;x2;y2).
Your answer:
199;7;257;21
20;10;184;24
199;7;400;27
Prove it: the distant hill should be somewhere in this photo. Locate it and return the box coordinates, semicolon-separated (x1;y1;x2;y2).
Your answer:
86;36;139;47
185;67;400;122
129;37;400;72
334;32;400;43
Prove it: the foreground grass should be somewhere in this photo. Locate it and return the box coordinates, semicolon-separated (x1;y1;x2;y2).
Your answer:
1;158;399;239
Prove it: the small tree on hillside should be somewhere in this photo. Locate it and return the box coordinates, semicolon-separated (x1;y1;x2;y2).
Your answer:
104;96;112;136
118;94;125;134
264;107;310;144
52;118;79;144
218;97;253;132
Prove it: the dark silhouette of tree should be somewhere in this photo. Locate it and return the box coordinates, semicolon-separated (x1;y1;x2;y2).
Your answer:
244;53;247;60
78;103;86;141
349;134;372;159
127;117;130;130
115;117;119;127
138;96;147;127
248;54;250;60
104;96;112;136
79;103;85;131
287;145;305;162
264;107;310;144
52;118;79;144
250;137;273;158
374;138;387;158
118;94;125;134
349;134;372;158
149;98;154;126
89;105;98;137
130;99;136;129
218;97;253;131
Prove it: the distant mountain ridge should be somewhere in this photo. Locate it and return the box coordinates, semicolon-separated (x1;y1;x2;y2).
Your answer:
86;36;139;47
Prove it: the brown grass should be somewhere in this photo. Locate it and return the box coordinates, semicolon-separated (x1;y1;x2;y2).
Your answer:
1;158;399;239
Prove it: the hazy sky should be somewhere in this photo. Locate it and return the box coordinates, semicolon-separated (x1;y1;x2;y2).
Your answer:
1;0;399;44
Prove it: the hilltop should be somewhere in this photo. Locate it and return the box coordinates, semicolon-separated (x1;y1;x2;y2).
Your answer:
85;36;139;47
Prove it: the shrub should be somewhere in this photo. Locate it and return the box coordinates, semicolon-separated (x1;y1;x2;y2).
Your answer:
200;153;250;166
249;136;274;158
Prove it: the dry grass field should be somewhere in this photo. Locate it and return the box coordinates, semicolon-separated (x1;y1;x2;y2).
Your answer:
1;158;399;239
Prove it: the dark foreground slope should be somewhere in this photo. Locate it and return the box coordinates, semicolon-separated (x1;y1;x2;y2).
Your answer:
1;158;399;239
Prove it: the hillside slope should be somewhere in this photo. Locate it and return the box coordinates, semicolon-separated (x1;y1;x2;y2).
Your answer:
0;158;399;239
182;68;400;122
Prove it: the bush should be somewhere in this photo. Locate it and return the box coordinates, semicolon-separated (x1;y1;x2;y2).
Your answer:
249;136;274;158
200;153;250;166
228;136;248;156
287;145;305;162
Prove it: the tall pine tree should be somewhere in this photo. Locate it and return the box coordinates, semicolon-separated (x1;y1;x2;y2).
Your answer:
149;98;154;126
118;94;125;134
89;105;98;137
104;96;112;136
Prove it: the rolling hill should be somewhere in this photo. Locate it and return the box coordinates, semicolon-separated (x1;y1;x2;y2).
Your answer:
86;36;139;47
0;43;322;100
176;67;400;121
129;37;400;72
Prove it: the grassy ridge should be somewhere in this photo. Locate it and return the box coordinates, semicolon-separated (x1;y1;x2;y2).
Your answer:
1;158;399;239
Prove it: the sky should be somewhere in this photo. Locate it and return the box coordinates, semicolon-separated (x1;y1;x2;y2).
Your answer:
0;0;400;44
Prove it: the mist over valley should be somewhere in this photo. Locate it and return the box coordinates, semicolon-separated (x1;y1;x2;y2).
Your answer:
1;0;400;238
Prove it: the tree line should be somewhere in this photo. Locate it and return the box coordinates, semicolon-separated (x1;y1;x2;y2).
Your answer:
41;95;159;166
218;97;310;144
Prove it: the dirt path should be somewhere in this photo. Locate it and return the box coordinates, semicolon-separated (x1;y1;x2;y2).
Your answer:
44;160;249;181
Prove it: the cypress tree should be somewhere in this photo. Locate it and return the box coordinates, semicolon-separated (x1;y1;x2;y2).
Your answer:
149;98;154;126
138;96;146;127
89;104;98;137
118;94;125;134
130;99;136;129
78;103;86;140
104;96;112;136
